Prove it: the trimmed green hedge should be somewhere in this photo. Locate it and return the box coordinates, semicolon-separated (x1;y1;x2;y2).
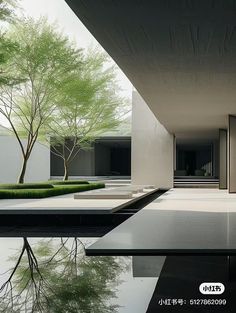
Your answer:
0;183;105;199
49;180;89;185
0;183;54;190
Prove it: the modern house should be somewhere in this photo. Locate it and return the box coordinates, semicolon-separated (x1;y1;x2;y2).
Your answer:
0;119;132;183
1;3;236;310
51;133;132;178
50;115;132;178
1;1;236;192
65;0;236;193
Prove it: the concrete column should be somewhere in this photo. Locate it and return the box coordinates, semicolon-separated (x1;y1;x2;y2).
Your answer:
229;115;236;193
219;129;227;189
131;91;173;188
173;135;176;172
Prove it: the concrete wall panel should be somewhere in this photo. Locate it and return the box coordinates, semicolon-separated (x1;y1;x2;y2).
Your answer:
0;136;50;183
131;91;173;188
51;149;95;176
219;129;227;189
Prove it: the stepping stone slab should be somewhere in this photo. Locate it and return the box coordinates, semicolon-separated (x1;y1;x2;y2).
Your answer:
74;191;133;199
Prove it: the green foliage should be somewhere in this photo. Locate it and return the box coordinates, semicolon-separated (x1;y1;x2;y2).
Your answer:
52;50;129;139
0;182;105;198
0;17;84;183
49;48;130;180
0;183;54;189
0;36;18;84
8;17;82;81
0;1;19;85
0;0;18;22
2;238;129;313
49;180;89;185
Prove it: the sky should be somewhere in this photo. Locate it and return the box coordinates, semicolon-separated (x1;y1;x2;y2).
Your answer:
18;0;133;99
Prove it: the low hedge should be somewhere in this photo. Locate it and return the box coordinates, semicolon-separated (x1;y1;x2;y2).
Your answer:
0;183;105;199
49;180;89;185
0;183;54;190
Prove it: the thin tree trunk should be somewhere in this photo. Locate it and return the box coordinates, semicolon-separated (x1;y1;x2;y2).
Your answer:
17;157;28;184
63;159;69;181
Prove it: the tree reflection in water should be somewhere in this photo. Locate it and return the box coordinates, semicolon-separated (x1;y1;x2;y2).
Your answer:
0;238;129;313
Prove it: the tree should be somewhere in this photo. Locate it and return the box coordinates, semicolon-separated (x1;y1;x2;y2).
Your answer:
49;50;130;180
0;17;83;183
0;0;17;21
0;238;129;313
0;0;19;85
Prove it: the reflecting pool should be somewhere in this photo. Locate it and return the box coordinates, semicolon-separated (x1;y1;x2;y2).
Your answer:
0;238;158;313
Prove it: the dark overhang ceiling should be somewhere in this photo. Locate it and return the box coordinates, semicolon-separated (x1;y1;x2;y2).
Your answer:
65;0;236;135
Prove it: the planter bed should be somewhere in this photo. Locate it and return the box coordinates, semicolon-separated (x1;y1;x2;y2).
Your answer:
0;182;105;199
0;183;54;189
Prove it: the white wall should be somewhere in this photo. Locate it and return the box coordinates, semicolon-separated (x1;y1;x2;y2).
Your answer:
51;148;95;176
131;91;174;188
0;136;50;183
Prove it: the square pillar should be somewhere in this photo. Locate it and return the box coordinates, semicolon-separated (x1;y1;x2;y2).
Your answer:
219;129;227;189
131;91;173;188
229;115;236;193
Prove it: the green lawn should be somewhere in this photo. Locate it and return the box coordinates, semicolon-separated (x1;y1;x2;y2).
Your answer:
0;183;54;190
0;181;105;199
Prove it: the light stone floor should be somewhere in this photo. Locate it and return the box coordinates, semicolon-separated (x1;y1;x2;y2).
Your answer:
0;188;235;214
145;188;236;212
0;190;147;214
